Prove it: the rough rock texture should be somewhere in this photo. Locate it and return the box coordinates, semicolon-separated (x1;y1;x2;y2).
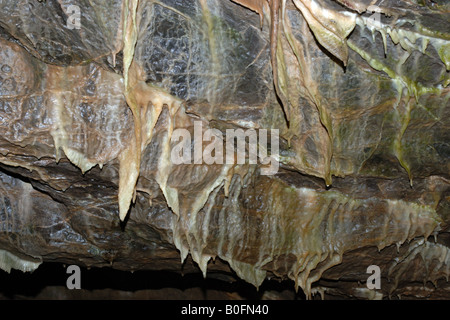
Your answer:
0;0;449;299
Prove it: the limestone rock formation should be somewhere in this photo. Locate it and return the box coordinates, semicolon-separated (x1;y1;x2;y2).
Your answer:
0;0;448;299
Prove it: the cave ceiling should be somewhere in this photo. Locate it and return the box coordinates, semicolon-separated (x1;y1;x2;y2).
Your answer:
0;0;449;300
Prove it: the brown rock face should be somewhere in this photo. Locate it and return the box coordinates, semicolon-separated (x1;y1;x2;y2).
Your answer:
0;0;449;299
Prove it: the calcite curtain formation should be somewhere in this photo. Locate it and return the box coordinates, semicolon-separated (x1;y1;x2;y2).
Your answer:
0;0;448;299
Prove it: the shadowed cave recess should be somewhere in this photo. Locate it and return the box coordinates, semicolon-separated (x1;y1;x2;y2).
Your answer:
0;0;449;300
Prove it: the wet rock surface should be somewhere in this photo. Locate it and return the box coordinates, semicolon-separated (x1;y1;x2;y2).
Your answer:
0;0;448;299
